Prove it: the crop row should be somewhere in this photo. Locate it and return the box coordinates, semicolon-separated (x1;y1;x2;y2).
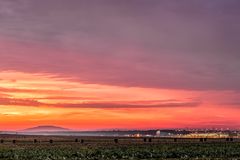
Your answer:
0;142;240;159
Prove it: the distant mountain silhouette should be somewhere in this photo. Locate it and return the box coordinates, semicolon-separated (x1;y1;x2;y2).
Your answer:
21;125;70;132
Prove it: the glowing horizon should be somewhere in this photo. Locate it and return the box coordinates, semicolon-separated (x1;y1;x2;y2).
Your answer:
0;71;239;131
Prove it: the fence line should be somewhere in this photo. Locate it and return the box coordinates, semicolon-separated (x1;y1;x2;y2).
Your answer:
0;137;238;144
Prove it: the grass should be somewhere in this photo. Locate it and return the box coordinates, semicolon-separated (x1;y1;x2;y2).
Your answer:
0;142;240;160
0;135;239;159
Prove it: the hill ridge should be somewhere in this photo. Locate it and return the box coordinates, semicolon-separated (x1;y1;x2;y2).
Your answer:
21;125;70;132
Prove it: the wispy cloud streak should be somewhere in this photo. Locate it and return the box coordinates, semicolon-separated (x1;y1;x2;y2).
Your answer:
0;97;200;109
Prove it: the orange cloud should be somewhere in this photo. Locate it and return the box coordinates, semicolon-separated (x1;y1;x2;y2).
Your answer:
0;71;240;131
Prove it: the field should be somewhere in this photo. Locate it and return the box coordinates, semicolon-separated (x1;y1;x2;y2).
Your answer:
0;135;240;160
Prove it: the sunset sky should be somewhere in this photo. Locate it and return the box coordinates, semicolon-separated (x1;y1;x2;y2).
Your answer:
0;0;240;131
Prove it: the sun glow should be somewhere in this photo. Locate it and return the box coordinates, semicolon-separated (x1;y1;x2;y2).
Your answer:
0;71;239;130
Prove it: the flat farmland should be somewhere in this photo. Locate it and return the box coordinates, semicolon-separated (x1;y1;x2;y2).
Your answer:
0;135;240;160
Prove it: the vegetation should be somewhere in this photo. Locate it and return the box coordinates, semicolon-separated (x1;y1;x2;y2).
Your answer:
0;142;240;160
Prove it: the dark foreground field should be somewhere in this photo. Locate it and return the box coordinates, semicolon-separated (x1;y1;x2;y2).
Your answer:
0;135;240;160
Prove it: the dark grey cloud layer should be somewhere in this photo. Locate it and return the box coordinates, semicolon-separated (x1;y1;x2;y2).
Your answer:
0;0;240;90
